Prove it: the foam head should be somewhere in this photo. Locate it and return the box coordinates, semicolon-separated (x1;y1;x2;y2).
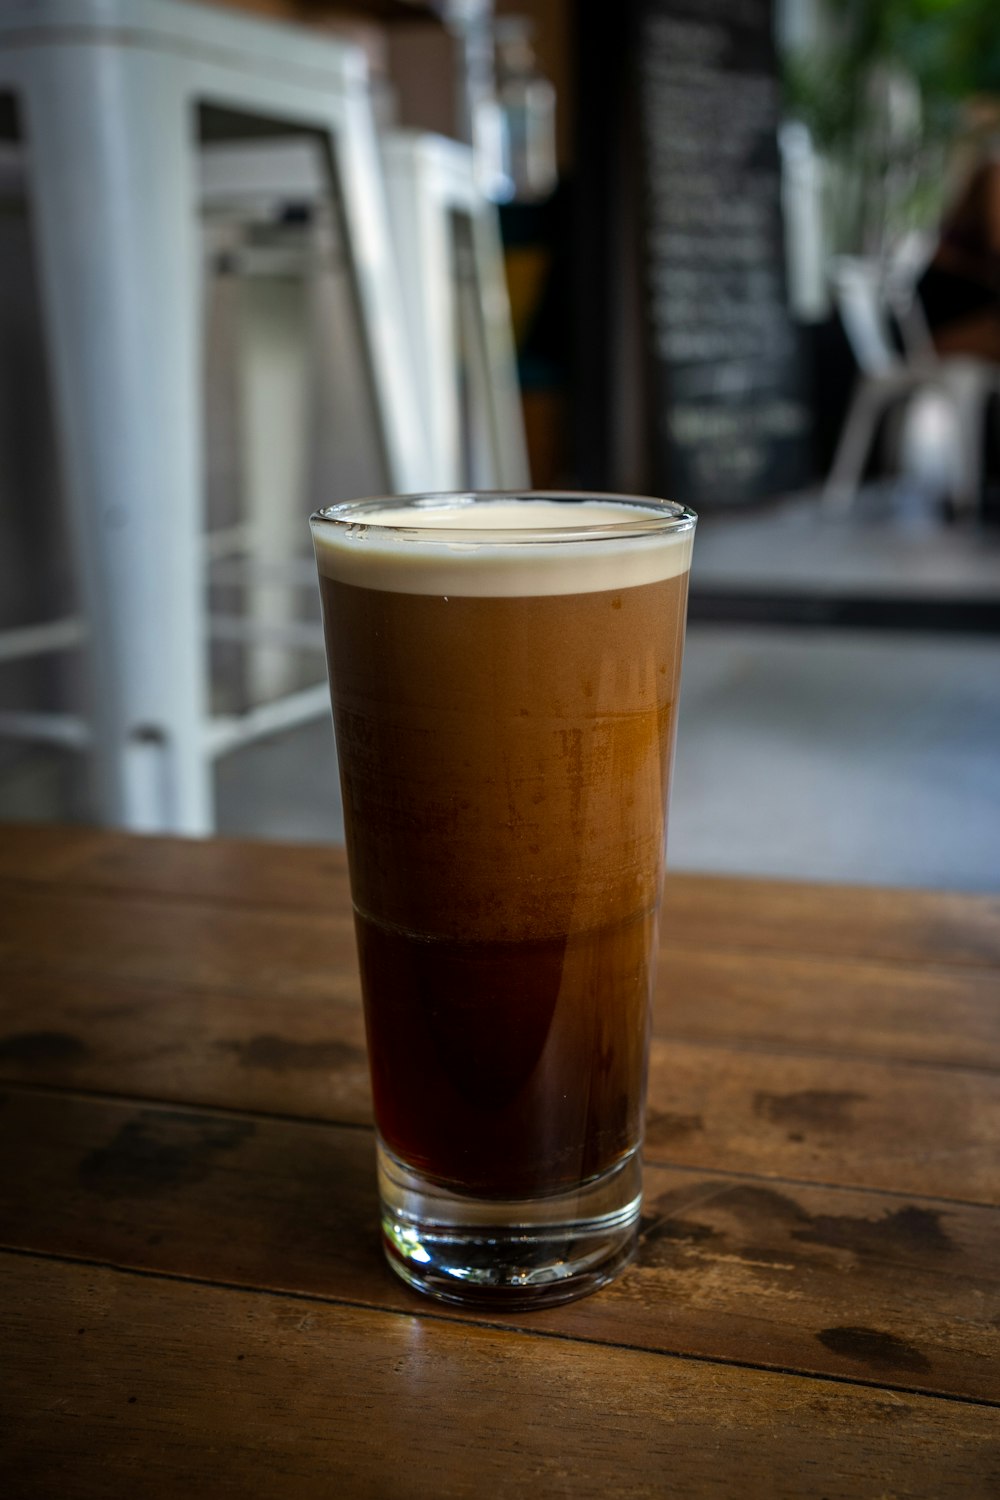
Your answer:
311;494;696;597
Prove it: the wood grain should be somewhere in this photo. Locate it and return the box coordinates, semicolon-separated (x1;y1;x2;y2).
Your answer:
0;970;373;1122
1;1087;997;1402
4;1255;1000;1500
658;944;1000;1068
2;877;998;1073
1;969;997;1201
660;873;1000;968
0;825;349;910
3;826;999;1494
2;825;998;965
643;1040;1000;1203
0;883;356;1005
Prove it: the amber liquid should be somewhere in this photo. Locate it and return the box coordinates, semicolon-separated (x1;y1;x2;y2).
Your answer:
319;571;690;1200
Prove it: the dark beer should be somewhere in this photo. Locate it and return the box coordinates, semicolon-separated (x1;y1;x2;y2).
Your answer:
314;500;691;1202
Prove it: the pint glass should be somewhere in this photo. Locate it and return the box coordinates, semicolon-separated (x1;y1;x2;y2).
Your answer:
311;492;696;1307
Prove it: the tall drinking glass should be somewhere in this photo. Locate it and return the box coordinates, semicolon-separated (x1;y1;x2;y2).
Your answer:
311;492;696;1307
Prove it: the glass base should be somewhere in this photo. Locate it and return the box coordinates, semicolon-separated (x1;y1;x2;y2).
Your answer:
377;1139;642;1310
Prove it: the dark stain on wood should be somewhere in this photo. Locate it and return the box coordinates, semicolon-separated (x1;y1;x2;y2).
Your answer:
817;1326;931;1372
794;1205;955;1259
216;1035;367;1072
753;1090;866;1131
0;1030;88;1065
696;1182;808;1221
79;1110;256;1197
645;1109;704;1145
644;1180;808;1231
636;1182;957;1276
90;1003;139;1022
636;1181;807;1270
636;1215;720;1269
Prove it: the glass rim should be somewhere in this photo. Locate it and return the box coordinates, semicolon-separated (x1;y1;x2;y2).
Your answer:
310;490;697;545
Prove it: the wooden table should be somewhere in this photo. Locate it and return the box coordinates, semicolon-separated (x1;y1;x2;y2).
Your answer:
1;826;998;1496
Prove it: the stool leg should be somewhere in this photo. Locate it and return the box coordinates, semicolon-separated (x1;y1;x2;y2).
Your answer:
384;140;461;488
939;364;987;518
21;46;211;831
822;379;888;513
469;206;530;489
319;87;434;494
237;273;309;707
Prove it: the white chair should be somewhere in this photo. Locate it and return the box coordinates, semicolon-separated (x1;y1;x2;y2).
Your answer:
381;130;529;490
200;128;529;496
201;130;529;701
0;0;432;834
823;253;1000;515
198;137;367;716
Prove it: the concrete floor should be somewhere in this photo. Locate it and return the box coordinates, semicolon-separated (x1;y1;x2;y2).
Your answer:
211;620;1000;893
4;494;999;893
689;485;1000;600
666;623;1000;891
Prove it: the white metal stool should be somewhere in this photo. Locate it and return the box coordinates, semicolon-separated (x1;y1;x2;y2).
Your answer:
382;129;529;490
200;128;529;496
823;254;1000;516
197;128;529;747
0;0;431;834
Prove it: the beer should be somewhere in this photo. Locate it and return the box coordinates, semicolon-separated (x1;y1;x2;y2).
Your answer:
313;499;692;1202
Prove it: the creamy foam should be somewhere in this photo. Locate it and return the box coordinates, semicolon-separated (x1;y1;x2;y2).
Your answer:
311;498;694;597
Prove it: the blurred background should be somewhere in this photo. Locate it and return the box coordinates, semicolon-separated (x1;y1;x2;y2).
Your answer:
0;0;998;888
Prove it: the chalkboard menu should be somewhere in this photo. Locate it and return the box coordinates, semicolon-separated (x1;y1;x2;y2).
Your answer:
637;0;811;505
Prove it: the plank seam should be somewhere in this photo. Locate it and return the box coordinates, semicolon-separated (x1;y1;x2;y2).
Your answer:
2;876;999;968
1;1243;996;1411
3;972;1000;1074
2;1078;998;1213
